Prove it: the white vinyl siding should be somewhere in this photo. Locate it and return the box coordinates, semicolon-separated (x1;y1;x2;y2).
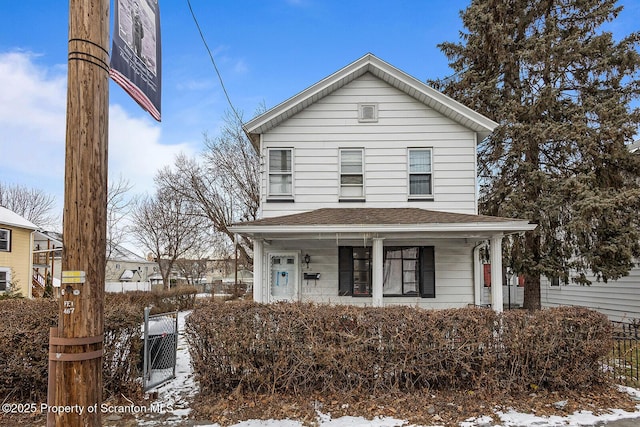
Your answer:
339;149;364;200
541;269;640;322
260;73;478;217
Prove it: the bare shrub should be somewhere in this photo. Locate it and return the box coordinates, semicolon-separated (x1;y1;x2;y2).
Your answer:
0;288;197;403
0;299;57;401
102;295;145;397
187;302;612;397
499;306;612;390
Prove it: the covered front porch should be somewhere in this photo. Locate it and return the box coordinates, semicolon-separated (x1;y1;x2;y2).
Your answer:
230;208;536;312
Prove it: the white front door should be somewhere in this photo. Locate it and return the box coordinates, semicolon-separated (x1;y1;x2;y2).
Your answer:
269;253;298;302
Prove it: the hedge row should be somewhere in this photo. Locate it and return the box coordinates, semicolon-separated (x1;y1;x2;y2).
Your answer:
107;285;199;314
186;302;612;395
0;287;198;402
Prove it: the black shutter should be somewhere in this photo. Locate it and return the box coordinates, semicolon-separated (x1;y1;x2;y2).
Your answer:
420;246;435;298
338;246;353;296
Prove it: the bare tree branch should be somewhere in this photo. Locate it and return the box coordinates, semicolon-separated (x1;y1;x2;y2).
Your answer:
106;175;133;260
129;189;208;290
0;182;59;229
154;108;261;266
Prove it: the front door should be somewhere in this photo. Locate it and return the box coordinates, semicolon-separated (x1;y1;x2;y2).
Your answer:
269;253;298;302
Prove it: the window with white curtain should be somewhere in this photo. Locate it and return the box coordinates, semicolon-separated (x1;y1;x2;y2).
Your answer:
408;148;432;198
383;247;420;296
338;246;435;298
339;149;364;200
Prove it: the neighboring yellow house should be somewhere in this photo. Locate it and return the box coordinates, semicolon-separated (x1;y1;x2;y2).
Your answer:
0;206;38;297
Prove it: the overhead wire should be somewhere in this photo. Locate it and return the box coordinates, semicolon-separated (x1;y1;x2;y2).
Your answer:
186;0;244;125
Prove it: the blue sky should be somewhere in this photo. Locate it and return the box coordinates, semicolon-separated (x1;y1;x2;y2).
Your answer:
1;0;639;223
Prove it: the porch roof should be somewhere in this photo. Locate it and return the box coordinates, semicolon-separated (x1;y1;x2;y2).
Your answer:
230;208;536;239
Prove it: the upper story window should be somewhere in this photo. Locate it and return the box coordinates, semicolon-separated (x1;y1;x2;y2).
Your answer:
268;148;293;199
408;148;432;199
339;149;364;200
0;229;10;252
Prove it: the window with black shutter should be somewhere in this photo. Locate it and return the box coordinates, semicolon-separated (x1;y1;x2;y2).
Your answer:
338;247;372;296
338;246;434;298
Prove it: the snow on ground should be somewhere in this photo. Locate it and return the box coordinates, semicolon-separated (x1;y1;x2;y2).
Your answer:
135;310;197;426
494;407;640;427
133;311;640;427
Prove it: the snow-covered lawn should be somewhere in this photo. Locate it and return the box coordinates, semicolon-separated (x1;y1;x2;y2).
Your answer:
124;311;640;427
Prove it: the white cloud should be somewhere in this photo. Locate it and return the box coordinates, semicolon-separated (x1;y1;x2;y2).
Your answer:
108;104;193;196
0;50;195;214
232;58;248;75
0;51;67;185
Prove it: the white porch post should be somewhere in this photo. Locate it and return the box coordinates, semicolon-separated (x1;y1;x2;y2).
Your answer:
372;237;384;307
253;238;264;303
473;244;483;307
490;234;503;313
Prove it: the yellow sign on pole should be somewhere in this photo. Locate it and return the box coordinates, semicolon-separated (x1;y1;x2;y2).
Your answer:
61;270;86;284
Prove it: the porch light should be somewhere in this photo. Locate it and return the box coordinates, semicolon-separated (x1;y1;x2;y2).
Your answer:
303;254;311;269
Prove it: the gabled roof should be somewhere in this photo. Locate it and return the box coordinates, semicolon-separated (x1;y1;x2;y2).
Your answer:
629;139;640;153
34;230;63;246
0;206;38;230
108;243;151;262
243;53;499;147
230;208;536;237
119;269;141;281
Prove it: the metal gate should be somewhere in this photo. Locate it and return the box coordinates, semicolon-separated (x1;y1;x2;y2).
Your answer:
142;308;178;391
605;321;640;387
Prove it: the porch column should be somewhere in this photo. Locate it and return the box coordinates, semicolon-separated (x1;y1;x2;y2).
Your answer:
253;238;264;303
372;237;384;307
473;243;483;307
490;234;503;313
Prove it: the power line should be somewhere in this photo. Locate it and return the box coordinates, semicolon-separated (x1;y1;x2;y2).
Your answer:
186;0;243;124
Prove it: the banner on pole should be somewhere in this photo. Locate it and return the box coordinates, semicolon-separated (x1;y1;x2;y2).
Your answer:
110;0;161;121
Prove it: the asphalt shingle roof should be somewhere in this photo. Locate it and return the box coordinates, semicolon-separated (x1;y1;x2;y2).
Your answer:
234;208;529;227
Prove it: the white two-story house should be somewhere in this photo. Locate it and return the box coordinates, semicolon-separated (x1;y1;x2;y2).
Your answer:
230;54;536;312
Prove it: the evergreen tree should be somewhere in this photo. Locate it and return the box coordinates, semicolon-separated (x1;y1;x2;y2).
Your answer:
432;0;640;309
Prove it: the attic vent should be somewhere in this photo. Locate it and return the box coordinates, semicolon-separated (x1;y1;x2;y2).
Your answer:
358;103;378;122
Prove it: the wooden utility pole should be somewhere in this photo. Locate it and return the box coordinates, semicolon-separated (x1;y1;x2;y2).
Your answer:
48;1;109;426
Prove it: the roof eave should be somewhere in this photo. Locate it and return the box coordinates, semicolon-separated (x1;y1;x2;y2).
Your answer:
230;221;536;236
1;220;38;231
